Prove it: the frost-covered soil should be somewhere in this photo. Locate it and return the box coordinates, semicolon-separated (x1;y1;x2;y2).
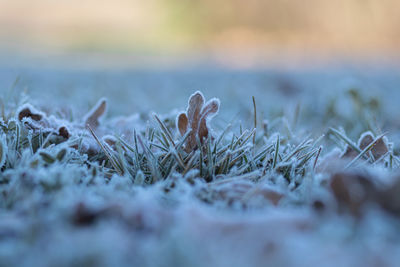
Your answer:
1;65;400;267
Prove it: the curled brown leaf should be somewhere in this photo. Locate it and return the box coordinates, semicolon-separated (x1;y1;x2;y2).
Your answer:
18;105;43;122
358;131;388;160
58;126;70;139
330;172;378;217
177;91;220;152
177;112;188;136
198;99;220;143
341;131;388;161
84;98;107;130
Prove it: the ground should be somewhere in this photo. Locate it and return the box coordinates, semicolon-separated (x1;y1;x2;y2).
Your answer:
1;62;400;267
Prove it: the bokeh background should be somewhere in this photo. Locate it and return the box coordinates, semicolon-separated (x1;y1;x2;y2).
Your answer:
1;0;399;68
1;0;400;134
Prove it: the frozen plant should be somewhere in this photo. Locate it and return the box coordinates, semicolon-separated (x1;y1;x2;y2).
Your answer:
176;91;220;152
340;130;388;161
17;103;71;147
83;97;107;131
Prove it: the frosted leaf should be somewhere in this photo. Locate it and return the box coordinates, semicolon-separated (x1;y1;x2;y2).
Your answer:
187;91;204;126
200;98;220;119
177;91;220;153
358;131;388;160
340;144;358;159
17;104;44;121
340;131;389;162
58;126;70;139
358;131;374;150
198;98;220;142
84;98;107;129
177;112;188;136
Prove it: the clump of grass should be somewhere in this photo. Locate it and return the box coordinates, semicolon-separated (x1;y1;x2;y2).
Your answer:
89;91;325;188
2;80;400;266
0;90;398;209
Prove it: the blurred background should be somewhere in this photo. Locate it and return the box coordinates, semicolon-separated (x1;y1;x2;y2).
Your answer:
1;0;400;134
1;0;399;68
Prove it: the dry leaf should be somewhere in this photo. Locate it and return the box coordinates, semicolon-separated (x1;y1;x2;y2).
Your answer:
17;105;43;121
84;98;107;130
177;112;188;136
58;126;70;139
177;91;220;152
377;177;400;216
358;131;388;160
187;92;204;125
340;131;388;161
72;202;121;226
198;99;220;143
330;172;378;217
341;145;359;159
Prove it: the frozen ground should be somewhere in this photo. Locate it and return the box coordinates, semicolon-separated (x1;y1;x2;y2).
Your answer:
1;62;400;267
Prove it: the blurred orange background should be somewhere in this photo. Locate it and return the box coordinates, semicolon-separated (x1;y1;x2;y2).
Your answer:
0;0;399;67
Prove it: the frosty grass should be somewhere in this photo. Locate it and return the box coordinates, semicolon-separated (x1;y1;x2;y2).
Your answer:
1;71;400;267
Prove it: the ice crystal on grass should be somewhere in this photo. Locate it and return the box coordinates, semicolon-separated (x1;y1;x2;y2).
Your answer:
2;81;400;267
